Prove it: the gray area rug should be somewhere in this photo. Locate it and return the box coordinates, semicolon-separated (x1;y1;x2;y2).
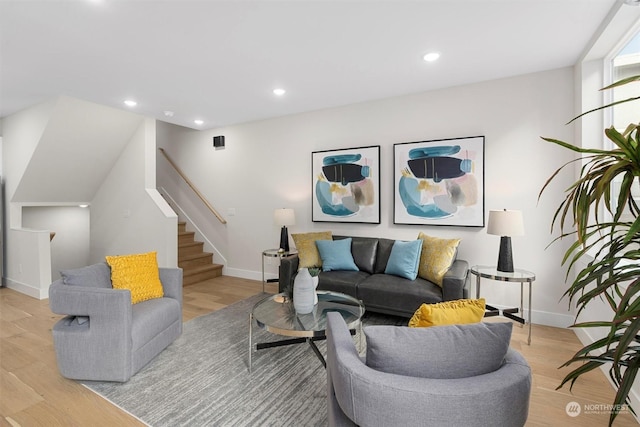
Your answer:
83;293;408;427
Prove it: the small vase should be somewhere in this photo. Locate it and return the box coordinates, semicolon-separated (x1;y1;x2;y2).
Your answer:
312;276;319;305
293;268;315;314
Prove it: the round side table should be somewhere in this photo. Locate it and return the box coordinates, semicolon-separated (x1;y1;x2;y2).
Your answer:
470;265;536;345
261;249;296;293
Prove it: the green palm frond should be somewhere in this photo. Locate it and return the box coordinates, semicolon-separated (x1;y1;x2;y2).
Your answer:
541;75;640;426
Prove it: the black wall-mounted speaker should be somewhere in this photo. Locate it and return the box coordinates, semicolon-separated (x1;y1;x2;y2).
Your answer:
213;135;225;147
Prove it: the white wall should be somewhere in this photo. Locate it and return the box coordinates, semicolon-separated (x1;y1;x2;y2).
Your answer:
2;99;56;227
22;206;90;281
6;228;51;298
1;99;57;297
158;67;577;327
91;118;178;267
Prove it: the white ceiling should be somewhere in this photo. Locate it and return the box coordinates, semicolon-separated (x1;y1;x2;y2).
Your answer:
0;0;625;130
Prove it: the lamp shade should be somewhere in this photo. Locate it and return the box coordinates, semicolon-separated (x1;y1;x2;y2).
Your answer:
487;210;524;237
274;208;295;227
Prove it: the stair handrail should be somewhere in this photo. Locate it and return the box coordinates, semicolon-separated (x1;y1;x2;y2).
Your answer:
158;148;227;225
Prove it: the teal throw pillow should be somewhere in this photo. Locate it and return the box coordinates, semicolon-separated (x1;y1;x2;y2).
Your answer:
316;238;359;272
384;239;423;280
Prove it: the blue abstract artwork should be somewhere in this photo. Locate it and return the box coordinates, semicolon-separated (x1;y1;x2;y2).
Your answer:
312;146;380;223
394;136;484;227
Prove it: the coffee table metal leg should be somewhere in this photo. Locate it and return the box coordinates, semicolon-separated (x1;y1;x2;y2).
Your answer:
249;313;253;373
307;339;326;368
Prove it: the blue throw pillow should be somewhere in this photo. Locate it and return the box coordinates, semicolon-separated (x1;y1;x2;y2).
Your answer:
384;239;423;280
316;238;359;272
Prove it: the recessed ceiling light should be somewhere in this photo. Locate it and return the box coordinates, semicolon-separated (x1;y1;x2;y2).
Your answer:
164;111;174;117
273;88;286;96
79;204;89;208
423;52;440;62
194;119;204;126
124;99;137;107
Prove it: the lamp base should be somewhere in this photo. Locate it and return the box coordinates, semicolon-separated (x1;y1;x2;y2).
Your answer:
497;236;514;273
279;226;290;252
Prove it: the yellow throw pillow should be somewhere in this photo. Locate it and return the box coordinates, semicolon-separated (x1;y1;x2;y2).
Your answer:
292;231;333;268
417;232;460;287
105;251;164;304
408;298;485;328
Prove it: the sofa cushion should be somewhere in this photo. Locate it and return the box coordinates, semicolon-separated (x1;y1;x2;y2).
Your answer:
131;297;182;351
316;238;359;272
292;231;333;268
417;232;460;286
364;321;513;379
335;236;378;274
318;270;370;298
356;274;443;317
408;298;485;327
384;240;422;280
374;238;396;274
106;251;164;304
60;262;112;288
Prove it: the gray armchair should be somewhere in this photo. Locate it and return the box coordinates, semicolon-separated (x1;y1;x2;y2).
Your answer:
326;312;532;427
49;263;183;382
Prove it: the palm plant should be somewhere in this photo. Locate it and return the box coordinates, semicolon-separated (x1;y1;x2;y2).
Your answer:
540;75;640;425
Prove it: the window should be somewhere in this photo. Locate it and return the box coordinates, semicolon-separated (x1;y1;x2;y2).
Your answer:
612;31;640;131
610;30;640;222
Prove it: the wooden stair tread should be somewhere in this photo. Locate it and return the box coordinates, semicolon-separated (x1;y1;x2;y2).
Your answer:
178;241;203;248
179;252;214;262
182;263;223;275
182;264;223;286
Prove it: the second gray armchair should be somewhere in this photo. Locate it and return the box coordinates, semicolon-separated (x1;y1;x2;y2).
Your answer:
326;312;532;427
49;262;183;382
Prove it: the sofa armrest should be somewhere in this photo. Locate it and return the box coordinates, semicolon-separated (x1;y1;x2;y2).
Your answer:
278;254;299;294
49;280;132;327
441;259;470;301
159;267;183;305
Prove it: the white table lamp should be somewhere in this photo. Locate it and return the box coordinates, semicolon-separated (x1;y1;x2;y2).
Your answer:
274;208;295;252
487;209;524;273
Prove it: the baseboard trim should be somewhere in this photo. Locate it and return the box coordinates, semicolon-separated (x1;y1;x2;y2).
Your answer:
223;267;263;282
5;278;48;299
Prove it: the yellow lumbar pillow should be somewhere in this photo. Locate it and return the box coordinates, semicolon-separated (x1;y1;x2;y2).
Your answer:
106;251;164;304
408;298;485;328
291;231;333;268
417;232;460;287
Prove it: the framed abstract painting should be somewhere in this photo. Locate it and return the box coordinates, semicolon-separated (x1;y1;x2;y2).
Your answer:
312;145;381;224
393;136;484;227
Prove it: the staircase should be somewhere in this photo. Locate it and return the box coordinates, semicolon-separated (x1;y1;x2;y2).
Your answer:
178;221;223;286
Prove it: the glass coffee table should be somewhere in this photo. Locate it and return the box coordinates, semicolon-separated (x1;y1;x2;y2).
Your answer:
249;290;365;372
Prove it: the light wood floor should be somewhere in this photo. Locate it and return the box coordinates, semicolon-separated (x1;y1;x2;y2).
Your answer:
1;276;638;426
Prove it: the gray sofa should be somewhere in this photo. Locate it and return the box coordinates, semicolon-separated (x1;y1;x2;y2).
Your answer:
279;235;470;317
49;263;183;382
326;312;532;426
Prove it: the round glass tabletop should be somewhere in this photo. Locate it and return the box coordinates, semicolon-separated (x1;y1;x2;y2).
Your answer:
470;265;535;282
262;249;296;257
252;290;365;338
